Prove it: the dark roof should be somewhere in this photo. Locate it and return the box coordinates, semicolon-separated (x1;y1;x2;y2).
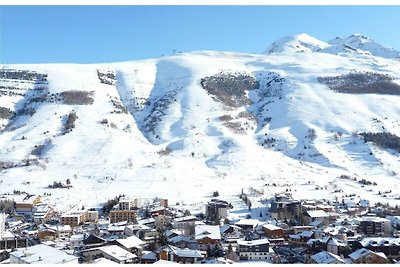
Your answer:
82;234;106;245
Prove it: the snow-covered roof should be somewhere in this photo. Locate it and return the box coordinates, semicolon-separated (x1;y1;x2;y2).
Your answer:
70;234;84;241
91;257;118;264
137;218;155;225
311;251;344;264
168;235;195;244
115;235;145;249
154;259;175;264
237;238;270;247
220;224;242;234
360;237;400;247
125;224;150;231
107;225;125;232
262;224;282;231
349;248;370;261
157;245;203;258
305;210;328;218
91;245;137;262
10;244;78;264
300;230;314;238
173;215;197;223
195;225;221;240
358;216;390;223
234;219;259;227
141;251;157;260
309;220;322;227
327;237;346;247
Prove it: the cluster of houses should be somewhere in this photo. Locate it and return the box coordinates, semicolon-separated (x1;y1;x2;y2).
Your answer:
1;191;400;264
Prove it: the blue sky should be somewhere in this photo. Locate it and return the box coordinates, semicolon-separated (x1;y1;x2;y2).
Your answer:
1;6;400;63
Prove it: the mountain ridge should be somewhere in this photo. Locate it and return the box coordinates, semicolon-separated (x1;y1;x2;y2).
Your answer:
0;34;400;210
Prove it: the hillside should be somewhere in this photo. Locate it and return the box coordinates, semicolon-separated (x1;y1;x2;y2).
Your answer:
1;34;400;211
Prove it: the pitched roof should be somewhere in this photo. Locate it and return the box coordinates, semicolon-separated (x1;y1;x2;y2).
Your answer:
360;237;400;247
88;245;137;262
157;245;203;258
10;244;78;264
234;219;259;227
195;225;221;240
115;236;145;249
348;248;389;262
311;251;344;264
168;235;195;244
305;210;328;218
237;238;270;246
173;215;197;223
82;234;106;245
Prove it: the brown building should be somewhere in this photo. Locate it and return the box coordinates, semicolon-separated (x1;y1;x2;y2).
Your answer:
195;225;221;251
349;248;390;264
160;199;168;208
263;224;285;239
14;195;42;216
61;214;83;227
109;210;136;223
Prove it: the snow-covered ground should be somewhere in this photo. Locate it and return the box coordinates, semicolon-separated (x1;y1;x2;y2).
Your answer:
0;34;399;212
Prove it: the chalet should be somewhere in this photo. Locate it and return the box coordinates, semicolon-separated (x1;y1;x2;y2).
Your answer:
234;219;259;232
237;238;271;261
302;210;329;225
289;230;314;244
310;251;345;264
82;245;137;264
108;235;145;254
107;223;126;236
32;205;54;223
220;224;242;242
137;217;156;227
151;206;167;216
82;234;107;249
349;248;390;264
69;234;84;249
354;237;400;259
154;214;169;228
167;235;197;249
124;224;150;237
263;224;285;239
195;225;221;251
172;215;197;230
9;244;78;264
141;251;157;264
156;244;204;264
38;225;57;241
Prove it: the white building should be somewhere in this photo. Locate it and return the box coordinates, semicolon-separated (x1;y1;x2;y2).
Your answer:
237;238;271;261
9;244;78;264
311;251;345;264
82;245;137;264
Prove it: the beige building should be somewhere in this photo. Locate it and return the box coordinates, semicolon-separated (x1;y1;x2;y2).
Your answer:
110;210;136;223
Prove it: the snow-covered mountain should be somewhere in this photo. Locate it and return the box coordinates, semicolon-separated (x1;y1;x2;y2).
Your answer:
266;33;330;53
323;34;400;59
1;34;400;211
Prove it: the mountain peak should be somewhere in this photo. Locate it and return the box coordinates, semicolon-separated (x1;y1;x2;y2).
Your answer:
325;34;400;59
266;33;330;54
